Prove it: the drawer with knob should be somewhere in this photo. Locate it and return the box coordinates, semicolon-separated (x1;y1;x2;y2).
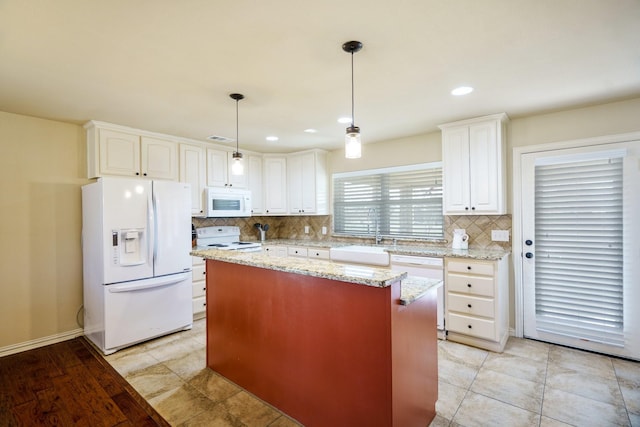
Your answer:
446;274;494;297
192;296;206;315
447;260;494;275
192;264;205;281
447;294;494;318
447;312;496;341
287;246;309;258
308;248;330;260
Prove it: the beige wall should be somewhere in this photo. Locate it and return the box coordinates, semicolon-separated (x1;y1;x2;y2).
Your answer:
0;111;88;349
328;132;442;175
2;96;639;350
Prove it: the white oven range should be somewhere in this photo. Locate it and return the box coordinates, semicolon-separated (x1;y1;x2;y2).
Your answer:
195;226;262;252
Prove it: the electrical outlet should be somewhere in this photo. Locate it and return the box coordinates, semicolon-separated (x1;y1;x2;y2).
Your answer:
322;226;327;235
491;230;510;242
304;226;310;234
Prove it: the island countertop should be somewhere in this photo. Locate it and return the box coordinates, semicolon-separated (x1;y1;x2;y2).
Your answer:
191;248;407;287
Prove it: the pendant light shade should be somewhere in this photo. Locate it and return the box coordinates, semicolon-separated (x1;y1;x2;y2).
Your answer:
345;125;361;159
230;93;244;175
343;40;363;159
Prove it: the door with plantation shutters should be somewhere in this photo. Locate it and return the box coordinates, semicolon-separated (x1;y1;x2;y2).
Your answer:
520;140;640;360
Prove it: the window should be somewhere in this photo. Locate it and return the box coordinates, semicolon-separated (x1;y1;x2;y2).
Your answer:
333;163;443;239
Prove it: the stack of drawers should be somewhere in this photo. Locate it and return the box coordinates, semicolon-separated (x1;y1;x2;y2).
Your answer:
192;256;206;319
444;255;509;352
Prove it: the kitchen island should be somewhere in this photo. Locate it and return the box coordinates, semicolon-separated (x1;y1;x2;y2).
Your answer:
191;249;440;427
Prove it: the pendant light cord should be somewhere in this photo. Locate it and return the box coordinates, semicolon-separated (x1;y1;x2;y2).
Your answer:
235;99;239;153
350;51;355;127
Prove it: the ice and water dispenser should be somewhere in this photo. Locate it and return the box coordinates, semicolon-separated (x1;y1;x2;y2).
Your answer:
111;228;146;266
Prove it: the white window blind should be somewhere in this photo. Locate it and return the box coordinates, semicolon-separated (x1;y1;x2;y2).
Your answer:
333;164;443;239
534;155;624;346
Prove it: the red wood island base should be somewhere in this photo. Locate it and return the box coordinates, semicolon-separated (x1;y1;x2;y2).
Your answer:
206;259;438;427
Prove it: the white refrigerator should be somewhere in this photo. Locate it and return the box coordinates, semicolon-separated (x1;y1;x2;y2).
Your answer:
82;177;193;354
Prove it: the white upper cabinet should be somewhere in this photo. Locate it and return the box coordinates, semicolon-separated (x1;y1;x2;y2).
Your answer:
247;154;263;214
86;122;178;180
439;113;508;215
180;143;206;216
287;150;328;215
141;136;179;180
96;128;140;177
206;148;248;189
263;156;287;215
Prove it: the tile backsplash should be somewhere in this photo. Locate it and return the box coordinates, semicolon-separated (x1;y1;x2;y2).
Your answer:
445;214;512;251
193;214;511;251
192;215;332;242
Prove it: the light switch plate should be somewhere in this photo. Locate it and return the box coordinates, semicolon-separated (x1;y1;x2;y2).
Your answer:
491;230;510;242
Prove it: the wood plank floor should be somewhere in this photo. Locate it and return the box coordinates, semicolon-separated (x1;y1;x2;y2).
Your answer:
0;337;169;427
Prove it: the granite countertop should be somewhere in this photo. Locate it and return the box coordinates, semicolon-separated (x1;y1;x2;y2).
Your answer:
399;276;443;306
191;248;407;288
256;239;510;261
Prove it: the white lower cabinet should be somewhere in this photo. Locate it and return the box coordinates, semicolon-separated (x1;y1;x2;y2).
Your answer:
445;255;509;352
287;246;308;258
263;245;330;260
308;248;330;260
192;256;206;319
263;245;288;257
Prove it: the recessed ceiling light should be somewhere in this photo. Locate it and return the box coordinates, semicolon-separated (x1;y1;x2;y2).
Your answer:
337;117;352;124
451;86;474;96
304;128;318;133
266;136;279;142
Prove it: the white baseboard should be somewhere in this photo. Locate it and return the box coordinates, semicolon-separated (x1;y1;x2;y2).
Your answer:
0;328;84;358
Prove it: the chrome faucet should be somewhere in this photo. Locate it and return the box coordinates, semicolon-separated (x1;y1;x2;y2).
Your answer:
367;208;382;245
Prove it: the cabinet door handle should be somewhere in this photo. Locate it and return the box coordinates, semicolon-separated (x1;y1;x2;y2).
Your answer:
202;287;206;291
465;207;469;210
467;266;472;270
135;172;140;176
471;206;476;210
468;324;472;329
467;283;472;288
467;304;472;308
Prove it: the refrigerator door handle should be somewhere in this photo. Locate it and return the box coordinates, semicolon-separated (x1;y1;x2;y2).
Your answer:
108;273;189;293
152;191;159;262
147;193;158;267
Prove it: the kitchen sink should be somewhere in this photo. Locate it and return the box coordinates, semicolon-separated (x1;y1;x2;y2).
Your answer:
329;245;390;266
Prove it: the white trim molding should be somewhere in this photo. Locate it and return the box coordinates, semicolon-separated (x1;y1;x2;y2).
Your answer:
0;329;84;358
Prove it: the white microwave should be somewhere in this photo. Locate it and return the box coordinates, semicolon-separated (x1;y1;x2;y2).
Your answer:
204;188;252;217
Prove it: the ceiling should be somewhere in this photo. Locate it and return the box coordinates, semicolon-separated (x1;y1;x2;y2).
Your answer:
1;1;639;153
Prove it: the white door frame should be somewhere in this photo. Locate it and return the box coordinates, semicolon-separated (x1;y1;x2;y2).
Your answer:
511;131;640;338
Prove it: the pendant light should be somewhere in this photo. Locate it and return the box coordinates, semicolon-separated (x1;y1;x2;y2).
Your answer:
230;93;244;175
343;40;363;159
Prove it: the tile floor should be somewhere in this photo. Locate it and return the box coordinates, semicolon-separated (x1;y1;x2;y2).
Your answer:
105;319;640;426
